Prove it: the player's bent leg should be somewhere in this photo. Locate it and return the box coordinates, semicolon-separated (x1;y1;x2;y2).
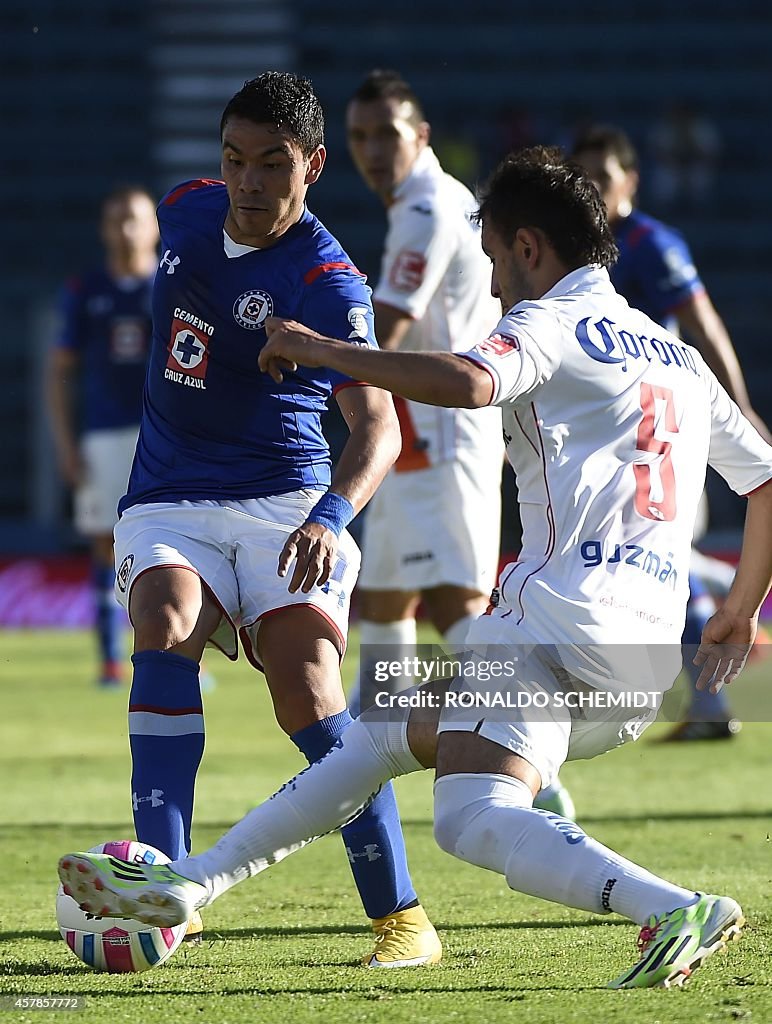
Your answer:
433;728;743;987
128;567;222;860
58;696;436;928
130;565;220;661
57;688;442;937
257;607;349;733
259;610;441;966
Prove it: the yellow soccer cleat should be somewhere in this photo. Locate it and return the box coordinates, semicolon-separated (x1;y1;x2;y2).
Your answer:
182;909;204;945
362;905;442;968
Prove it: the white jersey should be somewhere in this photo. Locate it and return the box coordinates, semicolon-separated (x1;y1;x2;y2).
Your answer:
463;266;772;683
374;147;502;470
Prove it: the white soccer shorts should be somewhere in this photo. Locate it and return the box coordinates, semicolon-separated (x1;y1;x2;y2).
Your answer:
436;610;662;788
113;492;361;669
74;426;139;535
358;456;502;593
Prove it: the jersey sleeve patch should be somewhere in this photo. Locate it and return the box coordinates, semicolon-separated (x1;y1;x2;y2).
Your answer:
388;250;427;292
163;179;224;206
475;332;520;358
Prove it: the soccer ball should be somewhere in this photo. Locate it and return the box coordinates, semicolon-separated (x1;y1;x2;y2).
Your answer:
56;840;187;972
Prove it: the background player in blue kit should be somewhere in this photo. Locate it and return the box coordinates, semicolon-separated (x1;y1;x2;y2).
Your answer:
570;126;768;434
48;186;159;687
111;72;440;965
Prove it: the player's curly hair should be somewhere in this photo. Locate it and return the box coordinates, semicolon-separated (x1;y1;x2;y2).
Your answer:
475;146;618;269
220;72;324;154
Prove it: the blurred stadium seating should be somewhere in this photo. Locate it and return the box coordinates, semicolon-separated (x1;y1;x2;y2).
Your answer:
3;0;770;556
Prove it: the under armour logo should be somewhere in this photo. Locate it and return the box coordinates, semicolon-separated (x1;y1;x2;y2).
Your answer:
346;844;382;863
159;249;181;275
132;788;165;810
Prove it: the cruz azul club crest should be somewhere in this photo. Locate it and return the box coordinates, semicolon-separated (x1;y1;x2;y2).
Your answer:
233;289;273;330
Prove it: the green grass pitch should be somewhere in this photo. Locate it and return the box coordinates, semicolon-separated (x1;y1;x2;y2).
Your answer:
1;628;771;1023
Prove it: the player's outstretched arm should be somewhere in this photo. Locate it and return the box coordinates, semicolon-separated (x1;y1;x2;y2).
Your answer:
260;317;494;408
694;479;772;691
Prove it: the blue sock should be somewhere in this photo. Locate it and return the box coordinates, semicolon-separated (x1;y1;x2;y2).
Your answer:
683;573;730;720
93;562;124;666
128;650;205;858
291;711;418;919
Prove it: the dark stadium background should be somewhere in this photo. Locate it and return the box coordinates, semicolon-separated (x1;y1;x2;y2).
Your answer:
3;0;770;619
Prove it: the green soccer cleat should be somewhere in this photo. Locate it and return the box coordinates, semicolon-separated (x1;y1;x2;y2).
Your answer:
608;893;745;989
58;852;209;929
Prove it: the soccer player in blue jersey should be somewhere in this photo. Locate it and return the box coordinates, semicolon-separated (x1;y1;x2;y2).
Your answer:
571;125;771;743
48;186;159;687
60;146;772;989
109;72;440;965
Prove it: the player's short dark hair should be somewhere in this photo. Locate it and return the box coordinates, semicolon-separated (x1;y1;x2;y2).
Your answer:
349;69;425;123
220;72;324;154
570;125;639;173
475;146;618;269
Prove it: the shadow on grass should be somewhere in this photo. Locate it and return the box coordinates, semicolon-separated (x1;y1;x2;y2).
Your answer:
3;917;632;944
4;807;772;836
0;982;607;997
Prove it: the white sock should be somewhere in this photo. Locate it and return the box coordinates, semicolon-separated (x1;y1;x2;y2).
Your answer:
433;774;698;924
349;618;417;714
442;614;477;653
172;711;423;902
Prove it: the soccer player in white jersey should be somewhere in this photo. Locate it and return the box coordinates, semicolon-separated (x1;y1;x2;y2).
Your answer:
572;124;771;744
60;147;772;989
345;71;503;707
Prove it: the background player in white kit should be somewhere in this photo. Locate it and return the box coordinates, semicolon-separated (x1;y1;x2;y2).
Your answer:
345;71;503;708
60;147;772;990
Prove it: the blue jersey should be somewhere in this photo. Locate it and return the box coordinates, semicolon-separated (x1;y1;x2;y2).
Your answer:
120;179;376;514
611;209;705;330
54;269;153;431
